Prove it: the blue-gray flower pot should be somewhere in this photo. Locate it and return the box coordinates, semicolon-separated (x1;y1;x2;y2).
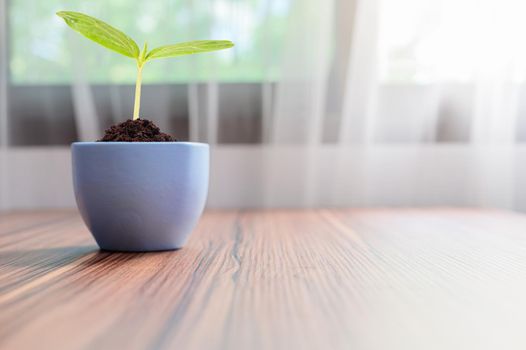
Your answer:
72;142;209;252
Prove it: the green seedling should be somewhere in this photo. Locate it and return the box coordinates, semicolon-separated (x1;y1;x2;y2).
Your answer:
57;11;234;120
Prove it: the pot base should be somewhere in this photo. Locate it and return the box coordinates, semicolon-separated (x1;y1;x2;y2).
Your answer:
98;247;183;253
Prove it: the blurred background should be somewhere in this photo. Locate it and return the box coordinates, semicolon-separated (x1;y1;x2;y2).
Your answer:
1;0;526;210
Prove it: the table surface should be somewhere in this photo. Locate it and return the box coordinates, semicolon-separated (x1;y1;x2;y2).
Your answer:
2;209;526;350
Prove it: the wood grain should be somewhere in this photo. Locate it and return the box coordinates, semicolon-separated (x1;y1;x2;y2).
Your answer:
1;209;526;350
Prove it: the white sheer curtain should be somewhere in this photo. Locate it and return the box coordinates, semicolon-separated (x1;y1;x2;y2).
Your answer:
2;0;526;210
247;0;526;208
0;0;9;211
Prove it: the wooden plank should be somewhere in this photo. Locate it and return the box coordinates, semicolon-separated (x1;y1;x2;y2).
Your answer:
1;209;526;349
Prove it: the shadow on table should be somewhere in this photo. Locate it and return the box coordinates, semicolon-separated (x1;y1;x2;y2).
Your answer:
0;245;163;268
0;246;101;268
0;245;177;269
0;246;162;295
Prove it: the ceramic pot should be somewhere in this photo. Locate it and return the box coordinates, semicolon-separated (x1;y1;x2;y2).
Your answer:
72;142;209;251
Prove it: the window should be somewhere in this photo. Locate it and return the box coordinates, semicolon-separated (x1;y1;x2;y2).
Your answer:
379;0;526;83
9;0;292;84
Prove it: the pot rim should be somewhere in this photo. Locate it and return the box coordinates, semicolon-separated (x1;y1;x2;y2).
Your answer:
72;141;209;147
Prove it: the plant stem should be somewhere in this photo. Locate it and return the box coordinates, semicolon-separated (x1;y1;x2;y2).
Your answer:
133;64;143;120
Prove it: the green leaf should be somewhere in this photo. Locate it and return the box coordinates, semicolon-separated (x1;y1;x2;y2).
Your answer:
146;40;234;61
56;11;139;59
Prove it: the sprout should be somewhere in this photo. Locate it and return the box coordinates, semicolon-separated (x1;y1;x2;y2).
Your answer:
57;11;234;120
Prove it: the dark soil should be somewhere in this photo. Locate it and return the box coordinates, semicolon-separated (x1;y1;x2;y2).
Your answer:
98;119;176;142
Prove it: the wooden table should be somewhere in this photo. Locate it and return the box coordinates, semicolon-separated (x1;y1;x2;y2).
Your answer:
2;209;526;350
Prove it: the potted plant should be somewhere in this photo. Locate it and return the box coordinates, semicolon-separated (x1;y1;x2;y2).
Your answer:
57;11;233;251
